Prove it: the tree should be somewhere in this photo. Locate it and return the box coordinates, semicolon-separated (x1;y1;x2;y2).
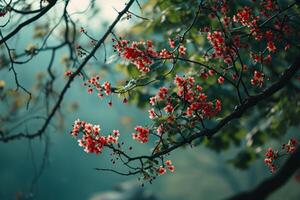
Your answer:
0;0;300;199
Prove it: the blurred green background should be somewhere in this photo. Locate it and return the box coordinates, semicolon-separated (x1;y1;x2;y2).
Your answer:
0;0;299;200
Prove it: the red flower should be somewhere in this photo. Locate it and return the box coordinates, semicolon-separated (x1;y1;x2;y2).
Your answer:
64;70;73;77
148;108;157;119
103;81;111;95
123;97;128;104
113;39;157;73
156;87;168;101
159;49;172;59
165;160;172;166
157;166;166;175
267;42;276;52
251;70;264;87
218;76;225;84
178;45;186;56
169;39;175;48
70;119;117;154
164;103;174;114
132;126;150;143
167;165;175;173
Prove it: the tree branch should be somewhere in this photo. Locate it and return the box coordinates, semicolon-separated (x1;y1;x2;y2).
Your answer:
119;54;300;163
0;0;57;45
0;0;136;142
227;146;300;200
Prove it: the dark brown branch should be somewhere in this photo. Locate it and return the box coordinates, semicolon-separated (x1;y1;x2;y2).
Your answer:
9;6;45;15
124;54;300;163
97;55;300;168
0;31;32;109
0;0;57;45
227;146;300;200
94;168;141;176
0;0;136;142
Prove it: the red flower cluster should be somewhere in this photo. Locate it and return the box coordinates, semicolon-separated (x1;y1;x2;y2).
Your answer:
233;6;263;41
113;38;187;73
178;45;186;56
233;6;258;28
156;160;175;175
150;85;172;116
174;75;221;118
156;166;167;175
251;70;264;87
113;39;158;73
159;49;172;59
157;87;168;101
260;0;277;12
148;108;157;119
264;138;298;173
250;53;272;65
83;76;111;100
132;126;150;143
230;3;291;67
264;148;278;173
274;19;290;35
168;38;186;56
165;160;175;173
164;103;174;114
218;76;225;84
64;70;73;77
207;31;233;64
282;138;298;153
103;81;111;95
71;119;119;154
267;41;276;52
169;39;175;49
147;75;222;132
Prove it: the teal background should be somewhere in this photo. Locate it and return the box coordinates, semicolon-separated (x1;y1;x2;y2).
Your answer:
0;1;300;200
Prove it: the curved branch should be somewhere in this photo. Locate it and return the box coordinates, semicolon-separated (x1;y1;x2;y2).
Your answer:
227;146;300;200
0;0;57;45
125;55;300;162
0;0;136;142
